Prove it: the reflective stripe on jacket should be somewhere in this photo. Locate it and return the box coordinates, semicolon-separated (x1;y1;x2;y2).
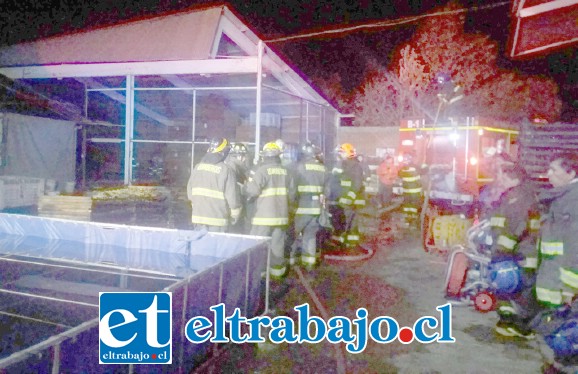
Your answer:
536;180;578;305
295;157;326;216
399;165;422;196
487;184;538;257
246;157;295;226
328;157;364;207
187;156;241;227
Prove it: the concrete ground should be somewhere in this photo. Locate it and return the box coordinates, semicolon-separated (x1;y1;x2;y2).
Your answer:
206;224;551;373
381;233;546;373
168;199;559;373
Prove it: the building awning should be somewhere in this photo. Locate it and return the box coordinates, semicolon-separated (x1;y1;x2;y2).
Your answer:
0;4;332;108
0;6;222;66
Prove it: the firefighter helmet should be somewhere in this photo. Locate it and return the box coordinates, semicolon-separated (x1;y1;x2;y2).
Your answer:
301;142;321;158
229;142;248;155
208;137;230;156
337;143;356;159
262;142;282;157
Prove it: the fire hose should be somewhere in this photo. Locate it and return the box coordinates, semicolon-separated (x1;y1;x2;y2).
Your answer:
322;201;401;262
294;266;347;374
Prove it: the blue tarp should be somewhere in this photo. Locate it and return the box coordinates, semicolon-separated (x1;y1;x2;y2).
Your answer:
0;213;267;275
0;213;270;372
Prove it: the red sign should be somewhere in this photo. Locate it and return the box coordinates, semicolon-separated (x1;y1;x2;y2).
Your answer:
509;0;578;58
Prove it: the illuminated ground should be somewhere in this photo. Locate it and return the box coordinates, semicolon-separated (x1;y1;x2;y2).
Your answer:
203;228;547;373
0;202;548;372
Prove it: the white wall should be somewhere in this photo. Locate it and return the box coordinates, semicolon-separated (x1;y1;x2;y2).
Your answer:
1;112;76;189
337;126;399;157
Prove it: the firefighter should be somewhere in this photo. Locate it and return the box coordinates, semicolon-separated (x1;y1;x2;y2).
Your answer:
274;138;292;168
398;151;423;228
478;151;515;216
186;137;241;233
535;153;578;310
325;143;365;249
486;163;540;339
376;154;398;207
225;142;250;233
270;139;301;266
289;142;327;270
245;142;296;280
435;73;464;122
225;142;250;184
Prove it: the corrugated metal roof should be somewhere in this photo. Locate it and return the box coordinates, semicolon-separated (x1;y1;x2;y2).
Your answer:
0;6;223;67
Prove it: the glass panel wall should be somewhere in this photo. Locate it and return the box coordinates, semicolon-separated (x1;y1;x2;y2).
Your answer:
323;106;337;160
5;49;340;199
84;80;126;188
258;84;336;164
56;71;337;188
131;74;259;185
303;103;323;146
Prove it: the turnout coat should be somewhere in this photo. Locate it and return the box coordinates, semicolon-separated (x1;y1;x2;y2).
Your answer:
187;153;241;228
245;157;296;226
536;180;578;307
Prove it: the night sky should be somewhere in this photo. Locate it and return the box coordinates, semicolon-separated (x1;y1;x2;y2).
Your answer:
0;0;576;118
0;0;453;45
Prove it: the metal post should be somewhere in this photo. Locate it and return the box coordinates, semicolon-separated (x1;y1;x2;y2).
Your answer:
300;98;304;143
245;251;250;315
218;263;224;304
333;114;341;159
305;101;310;142
254;41;264;164
81;126;87;191
262;245;271;315
191;90;197;173
215;263;224;356
320;107;326;151
51;343;60;374
82;82;88;191
124;75;135;185
179;278;189;369
186;240;192;269
120;268;128;289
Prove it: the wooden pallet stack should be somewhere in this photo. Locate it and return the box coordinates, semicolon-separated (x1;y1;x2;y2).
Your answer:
519;121;578;192
37;195;92;221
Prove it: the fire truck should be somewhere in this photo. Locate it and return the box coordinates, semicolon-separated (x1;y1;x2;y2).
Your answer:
398;117;519;253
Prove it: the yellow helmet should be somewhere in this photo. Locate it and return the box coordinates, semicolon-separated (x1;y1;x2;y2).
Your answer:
337;143;356;159
208;137;230;155
262;142;282;157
